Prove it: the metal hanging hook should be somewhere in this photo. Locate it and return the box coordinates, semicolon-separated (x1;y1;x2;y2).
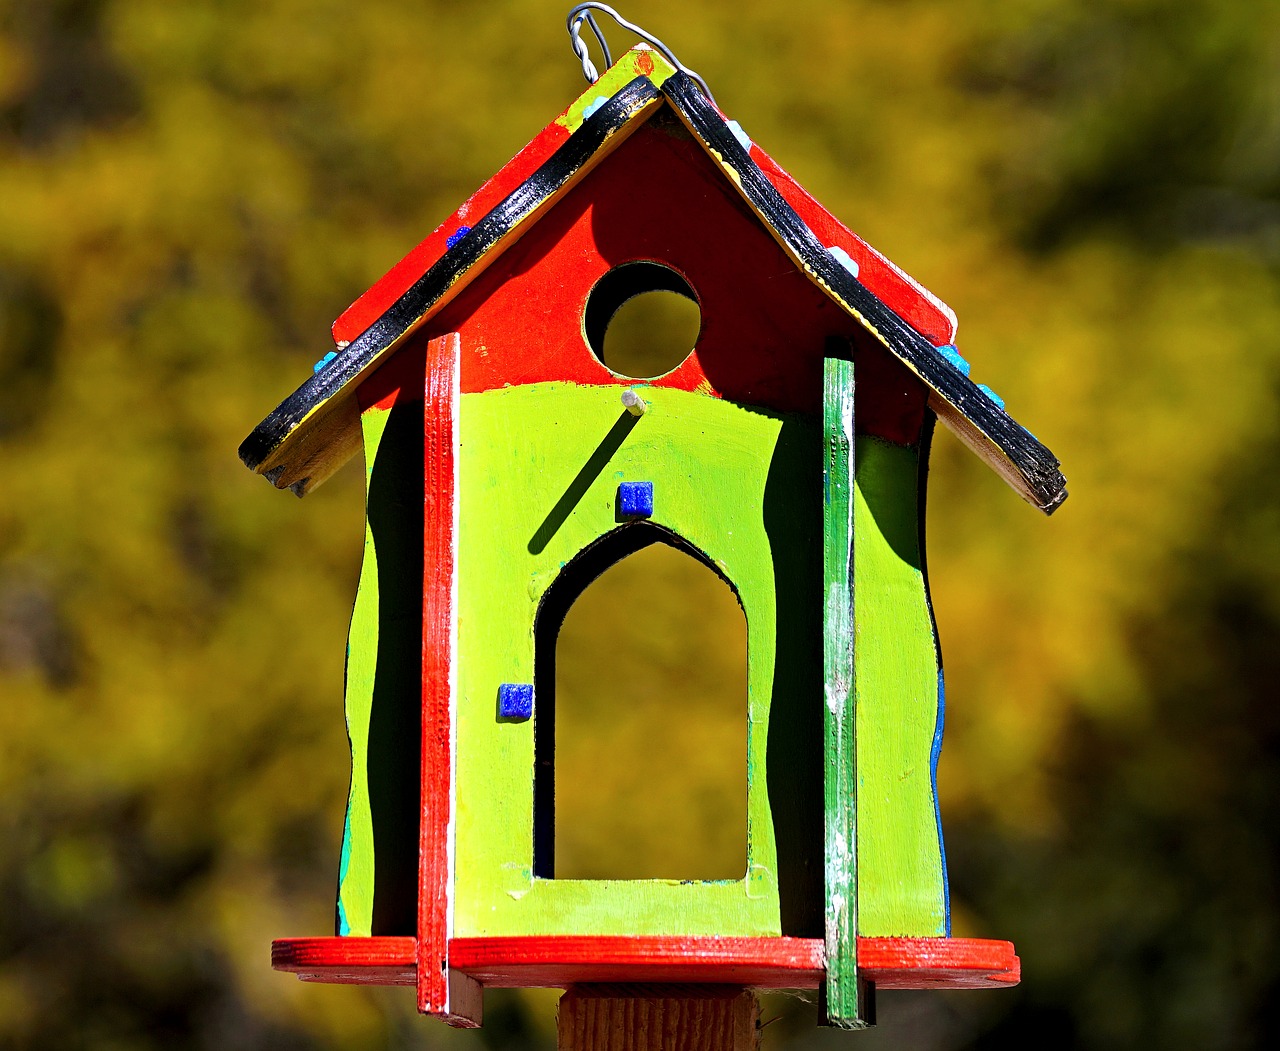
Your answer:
565;3;717;108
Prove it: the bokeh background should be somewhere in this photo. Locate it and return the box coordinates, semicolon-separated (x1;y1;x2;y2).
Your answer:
3;0;1280;1048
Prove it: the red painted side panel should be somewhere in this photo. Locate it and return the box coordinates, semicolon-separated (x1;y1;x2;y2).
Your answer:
357;339;427;412
452;935;824;989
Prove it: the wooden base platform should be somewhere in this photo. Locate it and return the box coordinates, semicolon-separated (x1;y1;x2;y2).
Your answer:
272;935;1019;991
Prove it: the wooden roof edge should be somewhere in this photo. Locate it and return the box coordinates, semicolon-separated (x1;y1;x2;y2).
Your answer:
659;72;1067;514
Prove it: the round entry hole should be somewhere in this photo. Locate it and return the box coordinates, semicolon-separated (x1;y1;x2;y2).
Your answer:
584;262;701;379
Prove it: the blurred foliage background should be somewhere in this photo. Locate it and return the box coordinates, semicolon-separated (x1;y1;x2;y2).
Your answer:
2;0;1279;1048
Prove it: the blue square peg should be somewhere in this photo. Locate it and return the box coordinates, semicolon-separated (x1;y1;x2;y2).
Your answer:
618;481;654;518
497;683;533;720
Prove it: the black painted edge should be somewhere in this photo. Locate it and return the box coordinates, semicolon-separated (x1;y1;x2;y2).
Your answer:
660;73;1068;513
239;76;664;473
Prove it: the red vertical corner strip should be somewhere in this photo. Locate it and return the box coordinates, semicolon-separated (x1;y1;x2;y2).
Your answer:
418;333;482;1026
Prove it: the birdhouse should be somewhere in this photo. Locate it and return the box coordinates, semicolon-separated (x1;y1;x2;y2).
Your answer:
242;44;1067;1031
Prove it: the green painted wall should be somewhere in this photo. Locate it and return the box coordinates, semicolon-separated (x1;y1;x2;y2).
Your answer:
335;407;387;937
556;48;677;134
338;382;947;942
854;436;947;936
338;398;428;938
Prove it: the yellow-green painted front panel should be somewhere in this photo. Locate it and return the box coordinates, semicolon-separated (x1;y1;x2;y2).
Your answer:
454;383;787;937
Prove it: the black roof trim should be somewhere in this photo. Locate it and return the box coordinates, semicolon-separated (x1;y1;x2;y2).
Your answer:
239;75;663;474
661;72;1066;513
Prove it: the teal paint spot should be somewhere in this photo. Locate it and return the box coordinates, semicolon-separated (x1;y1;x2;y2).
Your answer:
978;383;1005;411
727;119;752;151
937;344;970;376
932;670;950;936
313;351;338;373
339;808;353;882
583;96;609;120
337;808;353;936
828;246;860;279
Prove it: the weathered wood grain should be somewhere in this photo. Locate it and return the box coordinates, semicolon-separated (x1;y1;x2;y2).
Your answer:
271;935;1020;989
822;354;866;1027
853;437;949;937
557;987;759;1051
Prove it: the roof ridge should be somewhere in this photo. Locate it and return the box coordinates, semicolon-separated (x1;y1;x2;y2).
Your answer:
238;75;664;488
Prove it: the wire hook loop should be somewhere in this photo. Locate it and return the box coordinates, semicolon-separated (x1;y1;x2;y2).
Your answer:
565;3;717;107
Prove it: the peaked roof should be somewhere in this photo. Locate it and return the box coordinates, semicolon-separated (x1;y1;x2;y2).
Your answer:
240;48;1066;513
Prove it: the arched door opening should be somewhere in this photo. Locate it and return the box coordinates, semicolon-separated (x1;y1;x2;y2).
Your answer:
533;525;747;881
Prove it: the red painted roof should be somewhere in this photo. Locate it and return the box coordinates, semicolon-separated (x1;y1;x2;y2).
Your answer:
331;78;955;352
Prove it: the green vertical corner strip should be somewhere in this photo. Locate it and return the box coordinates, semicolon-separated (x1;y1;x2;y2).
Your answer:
823;358;865;1027
335;405;390;937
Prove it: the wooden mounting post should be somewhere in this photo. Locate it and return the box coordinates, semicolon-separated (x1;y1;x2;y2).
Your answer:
557;987;759;1051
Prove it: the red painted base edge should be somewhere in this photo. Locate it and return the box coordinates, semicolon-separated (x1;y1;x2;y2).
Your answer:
272;935;1019;991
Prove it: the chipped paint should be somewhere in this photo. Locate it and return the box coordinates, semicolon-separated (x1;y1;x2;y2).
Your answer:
937;343;971;376
829;245;860;280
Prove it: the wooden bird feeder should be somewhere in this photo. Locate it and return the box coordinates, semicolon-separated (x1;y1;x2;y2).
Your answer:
242;27;1066;1037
